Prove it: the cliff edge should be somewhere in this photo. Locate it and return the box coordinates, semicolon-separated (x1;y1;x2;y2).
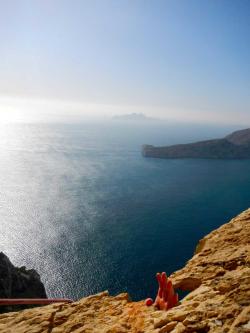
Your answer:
0;209;249;332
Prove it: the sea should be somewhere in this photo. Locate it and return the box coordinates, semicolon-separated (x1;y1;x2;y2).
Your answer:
0;120;250;301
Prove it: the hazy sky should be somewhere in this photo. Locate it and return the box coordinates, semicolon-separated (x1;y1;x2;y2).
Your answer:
0;0;250;124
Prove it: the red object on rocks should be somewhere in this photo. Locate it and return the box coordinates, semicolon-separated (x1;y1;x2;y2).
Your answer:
146;272;179;311
145;298;153;306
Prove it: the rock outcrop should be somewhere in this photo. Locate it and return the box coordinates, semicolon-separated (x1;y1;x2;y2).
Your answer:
142;128;250;159
0;252;47;313
0;209;249;332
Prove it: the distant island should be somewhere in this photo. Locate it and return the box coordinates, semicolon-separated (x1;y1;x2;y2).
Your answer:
142;128;250;159
112;113;152;121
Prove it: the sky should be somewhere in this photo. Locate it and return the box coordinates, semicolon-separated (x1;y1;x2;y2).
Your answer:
0;0;250;124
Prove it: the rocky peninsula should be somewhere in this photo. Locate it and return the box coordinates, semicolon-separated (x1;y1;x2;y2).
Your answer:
0;209;249;332
142;128;250;159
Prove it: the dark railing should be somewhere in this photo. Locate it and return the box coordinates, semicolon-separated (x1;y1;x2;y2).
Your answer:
0;298;73;306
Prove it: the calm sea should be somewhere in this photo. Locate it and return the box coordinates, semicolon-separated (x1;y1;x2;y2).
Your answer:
0;121;249;300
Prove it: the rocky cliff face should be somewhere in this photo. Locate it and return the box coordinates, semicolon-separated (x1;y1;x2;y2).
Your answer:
0;252;47;313
226;128;250;145
0;209;249;332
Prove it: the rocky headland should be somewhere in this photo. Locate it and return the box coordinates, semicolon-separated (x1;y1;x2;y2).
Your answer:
142;128;250;159
0;252;47;313
0;209;249;332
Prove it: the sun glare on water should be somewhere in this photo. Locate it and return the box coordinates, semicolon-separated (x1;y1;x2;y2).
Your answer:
0;96;71;124
0;97;35;124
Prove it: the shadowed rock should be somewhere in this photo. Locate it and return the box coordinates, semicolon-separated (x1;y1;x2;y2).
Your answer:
0;252;47;313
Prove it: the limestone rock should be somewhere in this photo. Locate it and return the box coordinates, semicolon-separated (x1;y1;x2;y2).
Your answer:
170;208;250;291
0;209;249;332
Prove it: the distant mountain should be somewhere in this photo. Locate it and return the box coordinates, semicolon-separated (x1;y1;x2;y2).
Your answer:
142;128;250;159
112;113;151;121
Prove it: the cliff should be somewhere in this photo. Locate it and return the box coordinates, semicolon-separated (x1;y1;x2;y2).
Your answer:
142;128;250;159
0;209;249;332
0;252;47;313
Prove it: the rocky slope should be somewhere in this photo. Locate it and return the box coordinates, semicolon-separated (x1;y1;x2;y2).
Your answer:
0;209;249;332
142;128;250;159
0;252;47;313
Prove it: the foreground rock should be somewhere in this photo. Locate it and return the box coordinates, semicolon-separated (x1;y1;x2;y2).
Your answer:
142;128;250;159
0;209;249;332
0;252;47;313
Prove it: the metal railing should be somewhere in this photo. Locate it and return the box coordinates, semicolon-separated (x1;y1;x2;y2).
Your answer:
0;298;73;306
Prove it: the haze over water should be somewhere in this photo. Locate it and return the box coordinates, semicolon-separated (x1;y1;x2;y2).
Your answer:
1;120;250;300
